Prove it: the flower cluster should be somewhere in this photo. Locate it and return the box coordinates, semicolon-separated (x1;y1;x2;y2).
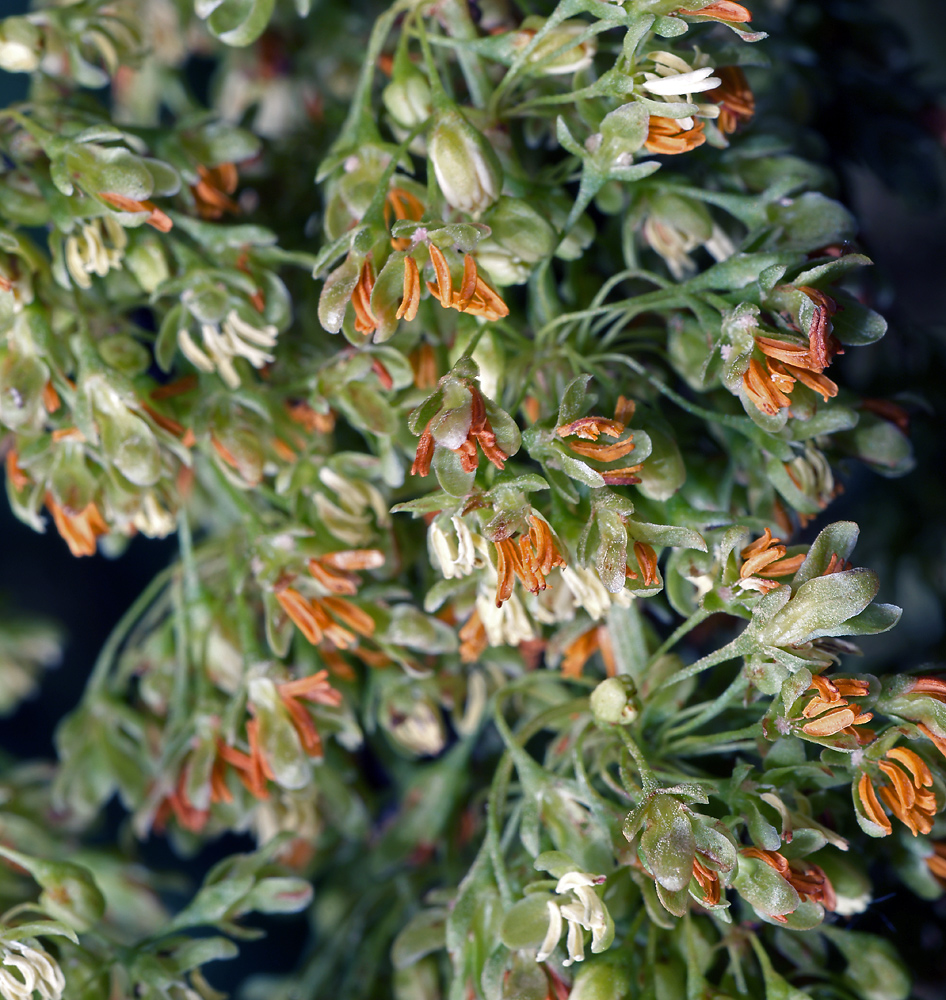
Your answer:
0;0;938;998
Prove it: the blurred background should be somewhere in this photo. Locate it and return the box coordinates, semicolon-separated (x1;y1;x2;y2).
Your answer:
0;0;944;993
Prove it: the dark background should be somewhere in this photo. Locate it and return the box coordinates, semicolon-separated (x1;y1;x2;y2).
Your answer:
0;0;944;994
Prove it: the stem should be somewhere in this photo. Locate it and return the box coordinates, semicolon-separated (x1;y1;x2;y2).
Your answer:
663;673;749;738
87;562;179;695
669;723;762;755
658;636;745;688
647;606;712;666
619;730;658;794
438;0;492;108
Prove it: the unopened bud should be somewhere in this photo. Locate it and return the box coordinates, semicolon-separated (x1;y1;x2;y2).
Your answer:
383;66;433;128
124;237;170;293
512;17;596;77
0;17;42;73
590;676;639;725
568;958;632;1000
428;109;502;215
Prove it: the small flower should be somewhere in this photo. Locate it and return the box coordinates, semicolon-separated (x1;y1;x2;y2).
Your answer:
691;858;721;905
799;675;873;740
535;871;612;968
276;670;344;758
705;66;755;134
754;336;839;402
64;217;127;288
798;285;841;371
190;163;240;219
741;357;792;415
741;848;837;913
738;528;806;592
644;115;707;154
307;549;385;595
925;842;946;889
45;492;109;557
275;584;375;648
556;409;642;481
412;383;512;477
856;746;938;837
493;515;567;606
641;65;721;98
425;245;509;321
561;626;607;679
632;541;660;587
510;19;597;76
0;939;66;1000
178;309;278;388
385;187;425;250
458;609;489;663
474;590;536;647
428;516;482;580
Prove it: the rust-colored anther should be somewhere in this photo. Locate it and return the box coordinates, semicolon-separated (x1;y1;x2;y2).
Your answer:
644;116;707;155
99;191;173;232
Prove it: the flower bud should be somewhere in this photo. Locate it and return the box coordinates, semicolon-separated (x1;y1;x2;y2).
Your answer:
635;797;695;892
568;958;632;1000
477;197;557;285
381;683;446;757
590;676;640;725
124;236;170;293
383;66;433;128
512;17;596;77
97;334;151;377
428;108;502;215
0;17;42;73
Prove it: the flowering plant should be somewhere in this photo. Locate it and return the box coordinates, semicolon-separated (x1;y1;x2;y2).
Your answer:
0;0;941;998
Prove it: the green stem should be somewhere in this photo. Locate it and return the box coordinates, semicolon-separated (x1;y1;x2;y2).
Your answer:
647;606;712;667
87;562;179;695
669;722;762;755
663;673;749;737
658;636;745;688
619;729;658;794
438;0;492;108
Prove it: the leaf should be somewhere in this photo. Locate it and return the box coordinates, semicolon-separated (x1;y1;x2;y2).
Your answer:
432;446;476;498
392;909;448;970
558;374;593;425
792;521;860;587
629;521;706;552
240;877;313;915
558;450;605;488
165;875;256;931
206;0;276;46
499;894;554;950
758;569;879;646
